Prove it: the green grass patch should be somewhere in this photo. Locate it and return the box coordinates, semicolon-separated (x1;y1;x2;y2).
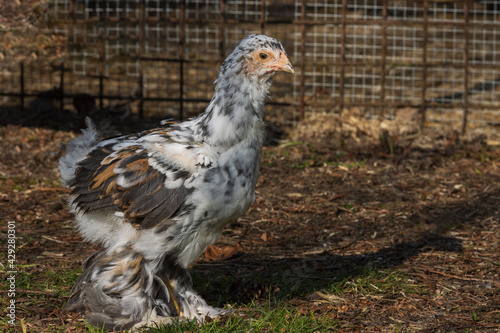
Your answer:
0;265;81;312
324;151;367;169
278;141;303;148
1;267;80;295
143;303;339;333
327;267;428;297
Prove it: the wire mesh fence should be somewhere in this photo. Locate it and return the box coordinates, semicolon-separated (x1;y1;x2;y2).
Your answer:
0;0;499;135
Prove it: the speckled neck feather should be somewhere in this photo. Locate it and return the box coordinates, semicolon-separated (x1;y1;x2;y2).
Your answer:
194;36;279;147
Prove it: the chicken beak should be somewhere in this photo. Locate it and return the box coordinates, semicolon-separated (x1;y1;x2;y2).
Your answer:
275;50;295;74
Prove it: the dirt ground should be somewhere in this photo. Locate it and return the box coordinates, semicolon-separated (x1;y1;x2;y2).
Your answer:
0;111;499;332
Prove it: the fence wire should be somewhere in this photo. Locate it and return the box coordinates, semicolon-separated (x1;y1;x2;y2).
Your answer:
0;0;499;135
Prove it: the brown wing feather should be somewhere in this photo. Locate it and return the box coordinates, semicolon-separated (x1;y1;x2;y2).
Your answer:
70;143;193;229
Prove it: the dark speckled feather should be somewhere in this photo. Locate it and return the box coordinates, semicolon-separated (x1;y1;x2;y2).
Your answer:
70;141;193;229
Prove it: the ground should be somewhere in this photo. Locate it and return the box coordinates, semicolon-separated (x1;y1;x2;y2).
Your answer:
0;113;499;332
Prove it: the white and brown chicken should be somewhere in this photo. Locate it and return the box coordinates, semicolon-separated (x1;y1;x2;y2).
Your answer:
59;35;293;330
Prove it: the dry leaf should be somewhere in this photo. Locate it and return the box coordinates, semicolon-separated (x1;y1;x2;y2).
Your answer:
42;251;64;257
307;291;345;303
285;192;303;198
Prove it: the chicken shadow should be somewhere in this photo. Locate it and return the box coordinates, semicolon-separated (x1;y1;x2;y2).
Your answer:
0;99;285;144
0;89;176;135
193;187;500;306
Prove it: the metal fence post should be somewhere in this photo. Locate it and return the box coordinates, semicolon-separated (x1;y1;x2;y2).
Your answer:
20;62;25;113
59;63;65;111
299;0;307;120
379;0;388;118
218;0;226;62
420;0;429;131
339;0;347;116
139;0;145;119
138;74;144;118
98;29;105;110
260;0;266;34
179;0;185;120
462;1;470;135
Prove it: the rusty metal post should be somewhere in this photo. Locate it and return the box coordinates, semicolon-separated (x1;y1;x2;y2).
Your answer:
379;0;388;118
59;64;64;111
69;0;75;21
462;1;470;135
218;0;226;62
339;0;347;116
138;74;144;118
20;62;24;112
98;28;105;110
299;0;307;120
179;0;185;120
179;60;184;120
68;0;75;99
260;0;266;34
139;0;145;54
420;0;429;130
139;0;145;119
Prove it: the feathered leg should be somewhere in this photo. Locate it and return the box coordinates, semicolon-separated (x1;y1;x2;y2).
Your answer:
65;247;223;331
64;246;172;331
158;256;225;320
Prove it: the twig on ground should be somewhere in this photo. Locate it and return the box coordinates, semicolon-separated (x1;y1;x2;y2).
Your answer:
424;268;500;287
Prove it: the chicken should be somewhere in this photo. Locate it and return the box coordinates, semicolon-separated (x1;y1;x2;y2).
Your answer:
59;34;294;330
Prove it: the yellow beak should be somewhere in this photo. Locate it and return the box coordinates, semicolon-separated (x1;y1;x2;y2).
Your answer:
274;50;295;74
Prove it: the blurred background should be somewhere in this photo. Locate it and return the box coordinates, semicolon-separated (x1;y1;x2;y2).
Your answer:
0;0;499;138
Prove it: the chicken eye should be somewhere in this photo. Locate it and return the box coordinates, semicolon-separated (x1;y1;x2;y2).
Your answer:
259;53;268;60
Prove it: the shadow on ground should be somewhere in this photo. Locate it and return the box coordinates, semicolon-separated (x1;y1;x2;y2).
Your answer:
195;180;500;307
